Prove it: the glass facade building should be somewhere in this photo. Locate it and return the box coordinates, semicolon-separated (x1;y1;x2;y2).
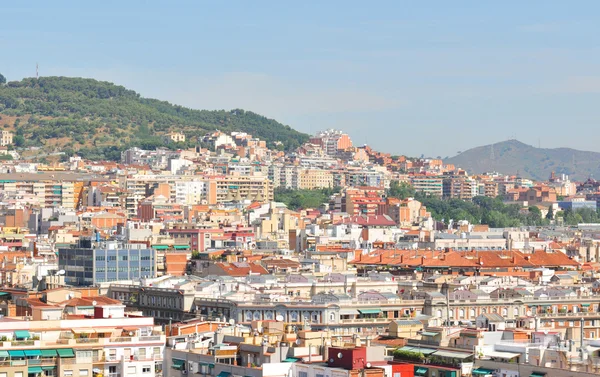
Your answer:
59;241;156;285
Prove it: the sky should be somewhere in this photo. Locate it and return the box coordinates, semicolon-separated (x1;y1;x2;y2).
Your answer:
2;1;600;157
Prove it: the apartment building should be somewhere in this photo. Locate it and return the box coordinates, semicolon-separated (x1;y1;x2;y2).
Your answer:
410;176;443;197
207;174;273;204
309;129;353;156
0;180;78;209
298;169;334;190
0;304;164;377
442;177;477;200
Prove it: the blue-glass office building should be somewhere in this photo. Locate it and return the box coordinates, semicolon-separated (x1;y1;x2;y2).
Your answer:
59;240;156;286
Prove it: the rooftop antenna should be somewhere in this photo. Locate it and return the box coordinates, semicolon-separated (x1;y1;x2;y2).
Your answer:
36;63;39;79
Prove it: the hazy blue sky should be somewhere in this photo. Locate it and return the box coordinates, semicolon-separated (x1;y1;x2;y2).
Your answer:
2;1;600;157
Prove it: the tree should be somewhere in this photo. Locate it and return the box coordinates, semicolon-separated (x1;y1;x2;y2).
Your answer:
546;205;554;220
388;181;416;200
0;73;5;85
13;135;25;147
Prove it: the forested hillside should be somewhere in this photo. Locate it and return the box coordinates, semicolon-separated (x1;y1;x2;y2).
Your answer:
0;76;309;160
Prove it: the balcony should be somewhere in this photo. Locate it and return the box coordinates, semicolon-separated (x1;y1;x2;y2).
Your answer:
139;335;162;341
340;318;392;324
76;338;99;344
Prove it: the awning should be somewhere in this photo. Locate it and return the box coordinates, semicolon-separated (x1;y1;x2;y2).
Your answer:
152;245;169;250
582;303;591;307
217;372;232;377
339;309;359;315
530;373;546;377
472;368;495;375
41;366;56;371
433;350;472;359
486;351;520;359
0;350;8;358
174;245;189;250
28;366;43;373
358;309;381;314
410;347;437;355
8;350;25;357
72;328;96;334
24;350;42;357
421;331;439;337
57;348;75;358
283;357;300;362
14;330;31;339
172;359;185;370
415;367;428;375
41;349;57;357
398;346;416;352
0;292;10;296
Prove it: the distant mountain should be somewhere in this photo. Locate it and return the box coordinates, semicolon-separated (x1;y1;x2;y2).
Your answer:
445;139;600;181
0;76;309;160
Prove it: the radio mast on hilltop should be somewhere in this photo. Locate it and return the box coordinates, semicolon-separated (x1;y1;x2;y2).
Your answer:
36;63;39;79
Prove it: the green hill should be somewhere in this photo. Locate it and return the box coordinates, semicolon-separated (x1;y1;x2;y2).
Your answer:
0;76;309;160
445;139;600;181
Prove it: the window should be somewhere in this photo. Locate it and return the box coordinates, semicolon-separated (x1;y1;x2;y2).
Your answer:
153;347;161;356
79;370;89;376
0;373;7;377
298;372;308;377
142;366;151;373
64;371;73;377
127;366;136;374
77;351;92;359
96;256;105;261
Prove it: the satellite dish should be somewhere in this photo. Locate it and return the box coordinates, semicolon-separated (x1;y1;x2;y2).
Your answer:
92;301;97;306
527;310;532;316
366;362;372;368
337;352;343;359
329;358;334;363
276;315;284;322
129;331;134;336
229;319;235;326
295;339;301;345
57;270;65;275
